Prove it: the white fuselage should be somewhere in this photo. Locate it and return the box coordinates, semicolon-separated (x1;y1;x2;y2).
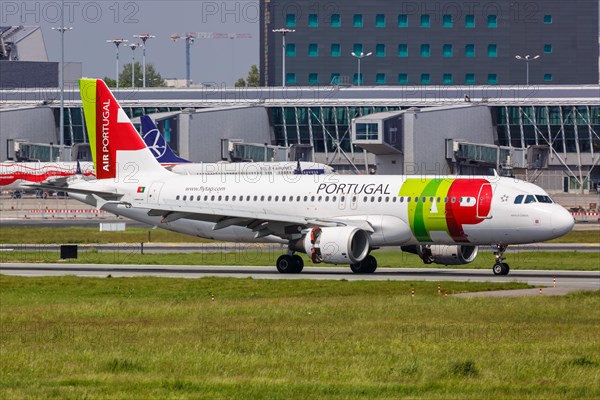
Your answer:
69;173;574;247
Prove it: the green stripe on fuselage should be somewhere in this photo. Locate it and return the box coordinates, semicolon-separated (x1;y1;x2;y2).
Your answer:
399;178;453;242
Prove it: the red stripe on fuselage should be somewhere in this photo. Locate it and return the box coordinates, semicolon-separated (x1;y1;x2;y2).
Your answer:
445;178;491;242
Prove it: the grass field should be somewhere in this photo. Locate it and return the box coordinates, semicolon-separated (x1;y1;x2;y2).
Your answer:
0;276;598;399
0;226;597;245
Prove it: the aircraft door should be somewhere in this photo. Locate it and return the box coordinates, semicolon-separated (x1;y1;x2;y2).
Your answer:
476;183;493;219
147;182;165;205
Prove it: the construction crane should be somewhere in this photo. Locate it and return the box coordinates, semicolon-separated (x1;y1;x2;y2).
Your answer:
170;32;252;87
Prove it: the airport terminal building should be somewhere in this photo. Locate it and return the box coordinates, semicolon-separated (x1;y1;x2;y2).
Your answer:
260;0;599;86
1;1;599;197
1;85;599;195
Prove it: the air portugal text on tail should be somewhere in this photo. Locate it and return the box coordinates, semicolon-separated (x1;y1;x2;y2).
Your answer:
69;78;574;277
80;79;164;181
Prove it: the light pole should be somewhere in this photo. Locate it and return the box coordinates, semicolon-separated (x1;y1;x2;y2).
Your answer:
272;28;295;87
51;0;72;161
515;54;540;85
127;43;142;88
107;39;128;89
351;51;372;86
133;34;155;88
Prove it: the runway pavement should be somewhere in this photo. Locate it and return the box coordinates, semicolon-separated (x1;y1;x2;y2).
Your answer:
1;263;598;295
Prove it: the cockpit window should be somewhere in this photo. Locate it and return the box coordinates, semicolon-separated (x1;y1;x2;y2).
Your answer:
524;195;536;204
514;195;524;204
535;195;553;203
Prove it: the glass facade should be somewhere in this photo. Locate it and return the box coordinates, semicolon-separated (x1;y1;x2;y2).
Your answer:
58;106;182;147
495;106;600;154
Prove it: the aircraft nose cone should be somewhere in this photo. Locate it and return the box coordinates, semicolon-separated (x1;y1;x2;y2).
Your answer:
553;207;575;237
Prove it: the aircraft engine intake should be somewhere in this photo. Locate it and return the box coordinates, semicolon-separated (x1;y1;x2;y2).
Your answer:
401;245;478;265
290;226;370;264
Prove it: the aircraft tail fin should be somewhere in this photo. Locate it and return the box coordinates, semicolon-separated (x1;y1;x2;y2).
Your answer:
79;79;170;181
140;115;190;164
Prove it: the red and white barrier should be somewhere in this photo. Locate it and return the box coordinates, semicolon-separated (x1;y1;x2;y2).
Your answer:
570;212;600;223
23;209;106;218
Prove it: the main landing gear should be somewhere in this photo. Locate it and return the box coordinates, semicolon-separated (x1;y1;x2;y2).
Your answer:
276;253;379;274
350;255;378;273
492;244;510;275
276;254;304;273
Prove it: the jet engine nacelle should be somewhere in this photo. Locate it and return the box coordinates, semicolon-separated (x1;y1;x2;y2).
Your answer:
401;245;478;265
290;226;370;264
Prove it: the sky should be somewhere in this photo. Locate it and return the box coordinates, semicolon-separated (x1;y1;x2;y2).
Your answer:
2;1;260;86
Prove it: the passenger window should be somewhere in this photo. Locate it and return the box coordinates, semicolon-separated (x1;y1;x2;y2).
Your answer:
225;196;229;201
282;196;286;201
525;195;536;204
275;196;279;201
392;197;397;202
260;196;265;201
400;197;404;202
332;196;337;202
415;197;419;203
318;196;322;202
378;197;382;202
218;196;222;201
311;196;315;202
407;197;411;203
211;195;215;201
341;196;345;202
268;196;272;201
197;195;201;201
176;195;180;200
183;195;187;201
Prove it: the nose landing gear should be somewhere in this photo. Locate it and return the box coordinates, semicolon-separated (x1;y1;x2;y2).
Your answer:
492;244;510;275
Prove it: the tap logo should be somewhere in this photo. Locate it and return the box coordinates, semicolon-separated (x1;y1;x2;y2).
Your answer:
399;178;493;243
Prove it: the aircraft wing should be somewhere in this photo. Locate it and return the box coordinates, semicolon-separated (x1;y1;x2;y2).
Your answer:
134;202;375;239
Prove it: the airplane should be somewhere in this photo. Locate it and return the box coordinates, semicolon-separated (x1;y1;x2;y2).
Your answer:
0;161;95;191
139;114;335;175
49;78;574;276
1;116;333;191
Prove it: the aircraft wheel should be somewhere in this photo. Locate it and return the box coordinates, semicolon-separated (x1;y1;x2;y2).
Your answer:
276;255;303;273
293;255;304;272
350;255;377;274
493;262;510;276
